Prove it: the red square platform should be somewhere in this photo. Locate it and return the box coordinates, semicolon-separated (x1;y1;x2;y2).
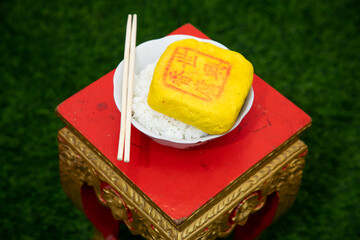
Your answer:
56;24;311;240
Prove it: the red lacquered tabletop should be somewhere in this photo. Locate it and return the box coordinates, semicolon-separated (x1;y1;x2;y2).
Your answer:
56;24;311;221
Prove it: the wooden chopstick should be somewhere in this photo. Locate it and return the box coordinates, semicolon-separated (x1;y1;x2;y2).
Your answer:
117;14;137;162
117;14;132;161
123;14;137;163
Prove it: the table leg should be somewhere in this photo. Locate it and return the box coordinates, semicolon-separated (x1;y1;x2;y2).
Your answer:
231;143;307;239
58;128;172;240
58;129;120;239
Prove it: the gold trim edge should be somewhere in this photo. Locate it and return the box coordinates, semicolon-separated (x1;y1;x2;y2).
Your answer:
179;140;307;239
56;108;310;218
56;108;311;228
59;128;179;240
180;124;310;230
58;127;307;240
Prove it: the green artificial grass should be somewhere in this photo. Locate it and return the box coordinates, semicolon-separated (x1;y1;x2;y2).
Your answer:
1;0;359;239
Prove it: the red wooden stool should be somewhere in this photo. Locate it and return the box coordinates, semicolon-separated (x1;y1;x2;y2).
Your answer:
56;24;311;240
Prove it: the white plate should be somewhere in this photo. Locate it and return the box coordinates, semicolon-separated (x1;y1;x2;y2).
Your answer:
113;35;254;149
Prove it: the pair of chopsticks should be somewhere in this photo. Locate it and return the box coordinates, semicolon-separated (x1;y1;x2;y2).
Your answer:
117;14;137;162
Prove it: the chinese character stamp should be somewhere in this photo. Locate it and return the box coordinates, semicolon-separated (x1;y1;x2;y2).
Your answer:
163;47;231;102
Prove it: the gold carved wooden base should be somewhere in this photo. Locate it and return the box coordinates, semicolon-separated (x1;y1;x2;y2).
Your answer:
58;127;308;240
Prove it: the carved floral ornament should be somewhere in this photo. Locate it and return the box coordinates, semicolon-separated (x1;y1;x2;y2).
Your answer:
58;128;307;240
58;130;175;240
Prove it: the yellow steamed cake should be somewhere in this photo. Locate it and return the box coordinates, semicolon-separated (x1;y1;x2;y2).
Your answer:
147;39;253;135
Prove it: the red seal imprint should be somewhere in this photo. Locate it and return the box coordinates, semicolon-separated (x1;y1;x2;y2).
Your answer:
163;47;231;102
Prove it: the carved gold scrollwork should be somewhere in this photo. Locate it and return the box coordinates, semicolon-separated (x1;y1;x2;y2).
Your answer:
59;140;100;211
100;185;168;240
131;215;168;240
101;185;129;221
193;147;307;239
58;128;308;240
195;213;233;240
273;156;306;219
58;137;105;204
231;192;264;226
59;129;174;240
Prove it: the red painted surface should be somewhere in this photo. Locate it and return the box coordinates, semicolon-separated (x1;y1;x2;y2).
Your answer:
57;24;311;221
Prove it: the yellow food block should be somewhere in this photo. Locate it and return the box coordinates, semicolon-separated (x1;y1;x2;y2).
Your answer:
147;39;253;135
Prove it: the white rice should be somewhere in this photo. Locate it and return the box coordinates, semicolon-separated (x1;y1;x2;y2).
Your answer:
132;61;208;140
